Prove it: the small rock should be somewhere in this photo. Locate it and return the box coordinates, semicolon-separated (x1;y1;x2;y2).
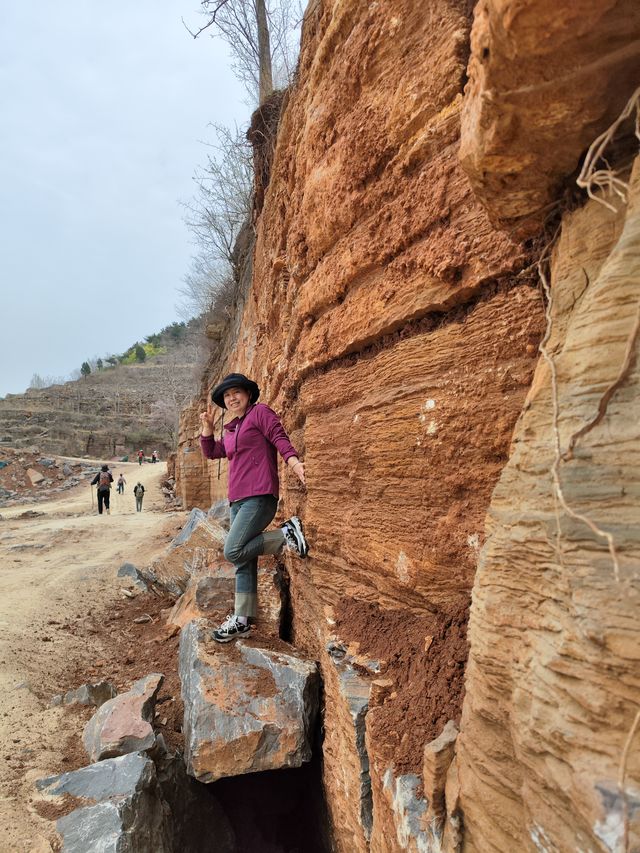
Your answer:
26;468;45;486
83;673;163;762
51;681;117;709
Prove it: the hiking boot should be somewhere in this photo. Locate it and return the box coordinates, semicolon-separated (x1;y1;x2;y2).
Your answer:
212;614;251;643
106;508;110;515
282;516;309;558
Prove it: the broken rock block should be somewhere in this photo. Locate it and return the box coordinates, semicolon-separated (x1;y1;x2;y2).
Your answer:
36;752;171;853
141;512;226;597
179;620;319;782
50;681;117;709
423;719;458;834
83;673;163;762
26;468;45;485
166;562;286;637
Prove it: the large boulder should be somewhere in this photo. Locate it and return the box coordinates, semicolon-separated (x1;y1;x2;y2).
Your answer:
83;674;163;762
140;512;225;597
179;620;319;782
36;752;171;853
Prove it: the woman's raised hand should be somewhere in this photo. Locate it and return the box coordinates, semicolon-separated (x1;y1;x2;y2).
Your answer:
200;401;215;436
292;461;305;485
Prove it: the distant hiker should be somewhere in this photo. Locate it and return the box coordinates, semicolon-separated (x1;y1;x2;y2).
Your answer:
151;450;158;464
134;482;145;512
91;464;113;515
117;473;126;494
137;449;144;466
200;373;308;643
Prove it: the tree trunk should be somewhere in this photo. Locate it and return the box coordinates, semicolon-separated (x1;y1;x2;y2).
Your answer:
255;0;273;104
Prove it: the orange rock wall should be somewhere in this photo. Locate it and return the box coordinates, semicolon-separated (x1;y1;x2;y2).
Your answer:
175;0;640;849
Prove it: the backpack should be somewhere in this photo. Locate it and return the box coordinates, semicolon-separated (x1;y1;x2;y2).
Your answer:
98;471;111;491
134;484;145;497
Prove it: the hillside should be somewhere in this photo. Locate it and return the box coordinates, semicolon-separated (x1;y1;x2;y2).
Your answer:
0;334;201;459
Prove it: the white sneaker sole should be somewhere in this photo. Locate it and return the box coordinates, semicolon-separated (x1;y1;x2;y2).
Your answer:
288;516;309;558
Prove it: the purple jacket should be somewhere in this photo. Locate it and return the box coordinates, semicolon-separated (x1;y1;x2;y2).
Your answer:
200;403;298;503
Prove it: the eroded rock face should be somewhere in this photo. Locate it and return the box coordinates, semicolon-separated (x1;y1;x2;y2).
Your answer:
173;0;640;849
179;620;319;782
456;161;640;851
459;0;640;230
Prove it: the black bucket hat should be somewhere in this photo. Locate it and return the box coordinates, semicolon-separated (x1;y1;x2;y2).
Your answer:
211;373;260;409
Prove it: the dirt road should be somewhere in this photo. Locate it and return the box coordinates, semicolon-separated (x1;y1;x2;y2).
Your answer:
0;459;187;852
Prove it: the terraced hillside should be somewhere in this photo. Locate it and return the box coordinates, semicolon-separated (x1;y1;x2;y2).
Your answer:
0;344;199;459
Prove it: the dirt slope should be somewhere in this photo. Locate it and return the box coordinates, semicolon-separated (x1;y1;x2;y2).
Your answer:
0;459;187;852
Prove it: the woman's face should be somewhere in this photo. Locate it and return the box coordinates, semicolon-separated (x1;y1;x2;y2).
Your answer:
223;386;251;415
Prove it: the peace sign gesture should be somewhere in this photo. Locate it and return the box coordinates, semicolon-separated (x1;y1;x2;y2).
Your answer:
200;401;216;437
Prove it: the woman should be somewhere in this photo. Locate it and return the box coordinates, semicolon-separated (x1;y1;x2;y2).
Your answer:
200;372;308;643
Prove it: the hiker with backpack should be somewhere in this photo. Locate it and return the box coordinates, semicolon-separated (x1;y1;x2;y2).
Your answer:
91;465;113;515
137;450;144;466
200;373;308;643
117;473;126;494
134;482;145;512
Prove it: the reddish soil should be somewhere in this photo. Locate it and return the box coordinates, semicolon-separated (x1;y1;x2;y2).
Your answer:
57;590;185;771
333;597;469;777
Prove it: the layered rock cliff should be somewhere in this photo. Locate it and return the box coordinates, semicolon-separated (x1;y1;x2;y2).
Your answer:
176;0;640;850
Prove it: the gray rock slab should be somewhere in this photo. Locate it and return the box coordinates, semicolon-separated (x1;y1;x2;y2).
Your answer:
169;507;207;548
51;681;117;709
179;619;319;783
335;660;373;840
207;499;230;529
37;752;152;800
38;753;171;853
117;562;148;591
382;769;435;852
83;673;163;762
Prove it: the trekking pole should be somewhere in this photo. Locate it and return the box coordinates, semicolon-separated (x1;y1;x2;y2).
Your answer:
91;484;94;510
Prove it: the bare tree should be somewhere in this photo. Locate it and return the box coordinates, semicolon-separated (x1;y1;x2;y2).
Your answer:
185;0;303;104
149;399;180;447
178;123;253;320
29;373;67;390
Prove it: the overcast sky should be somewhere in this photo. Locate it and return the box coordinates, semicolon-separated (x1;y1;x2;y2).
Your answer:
0;1;248;396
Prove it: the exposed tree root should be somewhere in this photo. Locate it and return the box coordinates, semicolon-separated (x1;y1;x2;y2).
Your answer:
577;86;640;212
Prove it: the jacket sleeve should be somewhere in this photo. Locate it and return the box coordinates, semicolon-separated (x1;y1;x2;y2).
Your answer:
91;474;98;485
200;434;227;460
109;473;114;482
255;405;298;462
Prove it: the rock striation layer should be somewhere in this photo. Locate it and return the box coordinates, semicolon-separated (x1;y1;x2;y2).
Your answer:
455;158;640;852
175;0;640;849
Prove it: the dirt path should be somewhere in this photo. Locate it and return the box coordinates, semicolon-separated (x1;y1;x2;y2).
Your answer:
0;459;187;852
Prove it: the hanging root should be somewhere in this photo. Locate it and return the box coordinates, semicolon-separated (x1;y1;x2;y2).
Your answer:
577;86;640;212
618;708;640;853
